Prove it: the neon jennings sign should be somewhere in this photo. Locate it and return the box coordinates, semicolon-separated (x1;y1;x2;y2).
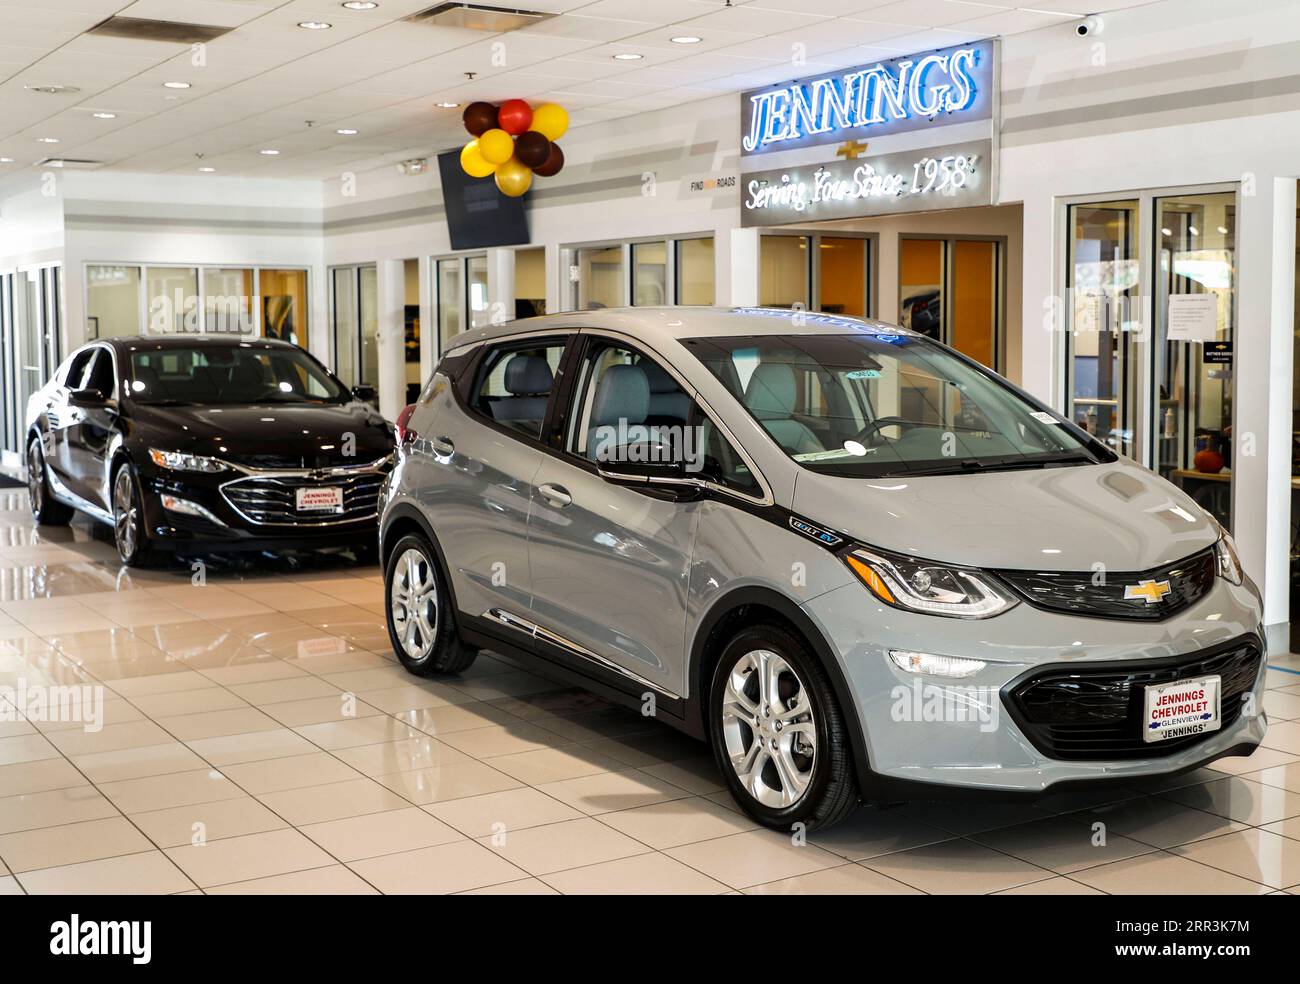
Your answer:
739;40;994;156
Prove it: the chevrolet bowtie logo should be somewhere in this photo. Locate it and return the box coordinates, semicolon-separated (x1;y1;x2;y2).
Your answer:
1124;579;1172;605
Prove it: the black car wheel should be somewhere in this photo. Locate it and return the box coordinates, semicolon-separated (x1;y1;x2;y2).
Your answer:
112;463;153;567
27;439;73;526
709;624;858;832
384;533;476;676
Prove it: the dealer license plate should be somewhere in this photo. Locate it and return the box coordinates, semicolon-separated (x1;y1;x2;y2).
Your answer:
295;486;343;512
1143;675;1220;743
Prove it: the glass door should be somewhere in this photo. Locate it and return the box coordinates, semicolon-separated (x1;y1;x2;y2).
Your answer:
0;272;17;457
435;257;463;358
760;232;871;317
1066;200;1143;458
330;264;376;390
900;236;1002;370
1154;191;1237;526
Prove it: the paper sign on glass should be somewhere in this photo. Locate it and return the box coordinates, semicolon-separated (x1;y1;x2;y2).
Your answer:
1166;293;1219;343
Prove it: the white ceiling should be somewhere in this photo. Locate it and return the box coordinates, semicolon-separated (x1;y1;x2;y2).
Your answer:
0;0;1155;180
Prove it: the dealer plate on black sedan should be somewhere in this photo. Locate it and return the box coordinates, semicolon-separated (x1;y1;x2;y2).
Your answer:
295;486;343;512
1143;674;1220;743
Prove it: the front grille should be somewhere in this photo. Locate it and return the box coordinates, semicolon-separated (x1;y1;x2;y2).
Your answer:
995;549;1217;621
221;470;385;526
1005;637;1262;760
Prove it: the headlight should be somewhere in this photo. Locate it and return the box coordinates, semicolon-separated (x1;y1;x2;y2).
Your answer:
1214;531;1243;585
148;448;228;473
843;545;1017;618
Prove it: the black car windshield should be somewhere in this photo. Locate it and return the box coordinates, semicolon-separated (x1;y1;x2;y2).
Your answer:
127;344;348;406
684;332;1106;478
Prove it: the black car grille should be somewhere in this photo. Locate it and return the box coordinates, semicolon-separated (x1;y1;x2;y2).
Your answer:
995;549;1217;621
221;470;385;526
1005;637;1262;760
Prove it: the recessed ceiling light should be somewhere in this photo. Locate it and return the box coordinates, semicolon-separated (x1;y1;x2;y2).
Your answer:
92;112;116;119
198;166;215;172
342;1;378;8
163;81;191;89
435;101;460;108
25;84;80;95
336;128;358;135
260;149;280;155
36;137;59;143
298;20;332;29
613;53;643;60
670;36;702;44
0;157;14;163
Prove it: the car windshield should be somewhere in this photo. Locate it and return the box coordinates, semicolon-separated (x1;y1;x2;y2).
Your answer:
684;332;1106;478
127;344;348;406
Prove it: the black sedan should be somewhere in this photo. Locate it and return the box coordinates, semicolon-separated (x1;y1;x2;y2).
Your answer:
24;336;395;566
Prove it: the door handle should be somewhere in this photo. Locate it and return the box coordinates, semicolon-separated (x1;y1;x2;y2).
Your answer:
538;483;572;507
430;436;455;456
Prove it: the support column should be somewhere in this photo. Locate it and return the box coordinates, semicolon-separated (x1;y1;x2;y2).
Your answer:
418;256;434;381
1234;176;1295;627
727;228;760;306
375;258;405;422
1018;193;1059;407
486;248;516;325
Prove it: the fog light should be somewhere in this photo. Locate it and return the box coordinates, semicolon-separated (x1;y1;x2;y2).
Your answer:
888;650;986;679
160;494;226;526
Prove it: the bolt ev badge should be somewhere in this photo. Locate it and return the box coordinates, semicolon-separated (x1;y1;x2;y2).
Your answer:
1124;578;1172;604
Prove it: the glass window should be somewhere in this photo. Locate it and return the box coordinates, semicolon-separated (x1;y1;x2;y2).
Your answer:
565;340;693;461
1155;191;1236;528
632;242;668;306
1067;200;1141;458
358;265;378;385
332;267;359;387
83;348;116;398
145;266;199;334
676;238;715;305
760;236;809;309
899;239;943;342
467;255;489;327
128;344;345;405
514;248;546;318
203;268;255;334
818;237;866;316
686;332;1101;478
86;265;140;339
576;245;623;310
951;240;998;367
471;340;566;439
63;348;97;391
260;268;307;343
436;258;463;354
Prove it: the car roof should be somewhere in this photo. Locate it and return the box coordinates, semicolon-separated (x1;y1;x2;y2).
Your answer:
99;336;300;353
444;306;917;352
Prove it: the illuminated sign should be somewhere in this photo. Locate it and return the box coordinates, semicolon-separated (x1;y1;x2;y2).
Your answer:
739;140;992;226
740;41;995;157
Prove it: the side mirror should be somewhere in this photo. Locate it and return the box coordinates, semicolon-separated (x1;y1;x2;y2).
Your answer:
68;388;107;409
352;384;377;403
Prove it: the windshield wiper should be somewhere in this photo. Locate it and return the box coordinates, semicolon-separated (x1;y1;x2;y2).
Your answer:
898;452;1097;477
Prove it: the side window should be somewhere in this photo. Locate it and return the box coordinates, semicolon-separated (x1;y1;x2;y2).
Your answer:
471;340;566;439
83;349;116;398
565;340;693;461
700;417;763;498
62;350;95;390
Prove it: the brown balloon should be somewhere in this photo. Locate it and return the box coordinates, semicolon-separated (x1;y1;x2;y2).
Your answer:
462;101;498;137
532;142;564;177
514;131;551;169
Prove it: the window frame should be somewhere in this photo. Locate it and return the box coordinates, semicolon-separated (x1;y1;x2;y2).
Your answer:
459;332;577;449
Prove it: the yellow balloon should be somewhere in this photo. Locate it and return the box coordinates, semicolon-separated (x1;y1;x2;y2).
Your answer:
494;157;533;197
460;139;496;178
531;103;568;142
478;128;514;165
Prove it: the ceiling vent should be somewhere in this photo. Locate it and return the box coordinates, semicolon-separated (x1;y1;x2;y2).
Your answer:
37;158;104;170
404;3;555;32
85;17;233;44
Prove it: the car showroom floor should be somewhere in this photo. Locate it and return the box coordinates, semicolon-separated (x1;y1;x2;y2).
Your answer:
0;487;1299;895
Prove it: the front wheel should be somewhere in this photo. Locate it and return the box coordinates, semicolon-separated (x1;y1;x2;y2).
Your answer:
384;533;477;676
27;439;74;526
112;463;154;567
709;624;858;831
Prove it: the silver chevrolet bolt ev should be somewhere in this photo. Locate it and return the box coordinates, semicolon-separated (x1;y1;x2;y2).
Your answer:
378;308;1265;831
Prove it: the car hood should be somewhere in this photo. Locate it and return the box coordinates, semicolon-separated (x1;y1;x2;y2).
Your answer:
792;458;1218;573
130;401;394;467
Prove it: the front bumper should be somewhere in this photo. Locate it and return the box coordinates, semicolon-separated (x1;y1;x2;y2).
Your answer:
802;573;1268;795
139;460;388;552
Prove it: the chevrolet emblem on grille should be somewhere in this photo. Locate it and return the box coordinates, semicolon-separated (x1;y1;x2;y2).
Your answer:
1124;579;1172;604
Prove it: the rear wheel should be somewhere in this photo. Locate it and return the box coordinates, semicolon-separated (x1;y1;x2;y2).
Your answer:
384;533;477;676
709;624;858;831
27;439;73;526
112;463;154;567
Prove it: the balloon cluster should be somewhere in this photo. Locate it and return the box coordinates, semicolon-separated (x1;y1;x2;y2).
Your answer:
459;100;568;197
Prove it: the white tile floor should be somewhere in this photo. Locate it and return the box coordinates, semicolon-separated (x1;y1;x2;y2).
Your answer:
1;486;1300;894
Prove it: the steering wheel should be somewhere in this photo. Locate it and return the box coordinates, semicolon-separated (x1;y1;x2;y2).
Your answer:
853;416;922;446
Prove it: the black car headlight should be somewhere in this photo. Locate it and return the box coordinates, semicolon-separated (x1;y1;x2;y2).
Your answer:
148;448;228;474
843;545;1017;619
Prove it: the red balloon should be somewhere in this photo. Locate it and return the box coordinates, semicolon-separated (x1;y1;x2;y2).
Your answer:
497;99;533;136
462;101;498;137
514;131;551;169
532;142;564;177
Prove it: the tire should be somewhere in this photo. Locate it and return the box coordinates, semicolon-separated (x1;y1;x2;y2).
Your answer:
384;533;477;676
111;462;154;567
27;439;74;526
708;624;858;832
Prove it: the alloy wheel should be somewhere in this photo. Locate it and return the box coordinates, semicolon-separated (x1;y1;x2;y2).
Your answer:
27;443;43;518
720;649;818;809
112;468;138;561
390;547;439;660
